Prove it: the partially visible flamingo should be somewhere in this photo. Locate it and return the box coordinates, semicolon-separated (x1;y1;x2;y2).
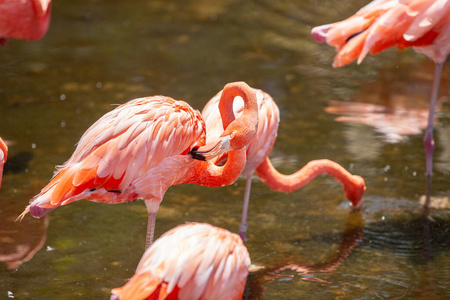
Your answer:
311;0;450;185
0;0;51;44
202;87;366;241
110;223;251;300
0;137;8;188
18;82;259;248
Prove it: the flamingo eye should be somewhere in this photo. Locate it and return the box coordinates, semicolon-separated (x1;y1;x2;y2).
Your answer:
229;132;235;139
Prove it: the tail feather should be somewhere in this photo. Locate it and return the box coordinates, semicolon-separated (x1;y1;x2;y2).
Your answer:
19;163;128;220
111;273;172;300
16;205;30;222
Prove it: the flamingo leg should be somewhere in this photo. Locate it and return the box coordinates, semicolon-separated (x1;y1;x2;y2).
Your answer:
144;201;157;249
423;61;443;178
239;175;253;242
423;61;443;208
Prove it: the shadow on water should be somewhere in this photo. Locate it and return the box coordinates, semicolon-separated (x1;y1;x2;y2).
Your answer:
3;152;34;175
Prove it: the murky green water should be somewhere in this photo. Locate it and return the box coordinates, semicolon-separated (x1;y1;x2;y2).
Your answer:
1;0;449;299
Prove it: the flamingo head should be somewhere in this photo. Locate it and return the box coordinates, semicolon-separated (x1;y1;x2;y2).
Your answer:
190;81;258;161
344;175;366;210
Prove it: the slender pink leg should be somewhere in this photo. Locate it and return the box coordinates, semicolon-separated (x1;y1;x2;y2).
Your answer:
144;201;157;249
423;62;443;207
145;212;156;249
423;62;443;177
239;175;253;242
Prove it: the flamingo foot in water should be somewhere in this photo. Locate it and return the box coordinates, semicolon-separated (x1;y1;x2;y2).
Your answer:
424;129;435;177
239;223;248;242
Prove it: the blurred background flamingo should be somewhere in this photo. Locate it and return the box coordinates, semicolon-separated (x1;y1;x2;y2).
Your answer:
18;82;259;249
0;0;51;45
311;0;450;202
325;60;448;144
110;222;250;300
0;137;7;188
202;87;366;240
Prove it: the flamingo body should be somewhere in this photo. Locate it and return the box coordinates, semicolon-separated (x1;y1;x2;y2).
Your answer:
23;97;207;218
0;0;51;42
202;87;365;240
110;223;250;300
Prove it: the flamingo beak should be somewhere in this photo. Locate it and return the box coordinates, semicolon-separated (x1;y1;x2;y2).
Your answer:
189;135;232;161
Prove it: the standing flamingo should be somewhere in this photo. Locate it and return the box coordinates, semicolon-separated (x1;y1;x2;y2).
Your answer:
18;82;259;248
202;87;366;241
110;223;251;300
311;0;450;189
0;137;7;188
0;0;51;44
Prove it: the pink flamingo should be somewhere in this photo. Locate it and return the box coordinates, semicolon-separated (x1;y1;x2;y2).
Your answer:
110;223;251;300
0;0;51;44
18;82;259;248
311;0;450;182
0;137;7;188
202;87;366;240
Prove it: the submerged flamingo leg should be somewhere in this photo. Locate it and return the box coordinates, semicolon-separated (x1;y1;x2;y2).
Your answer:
423;62;443;207
239;175;253;242
423;62;443;178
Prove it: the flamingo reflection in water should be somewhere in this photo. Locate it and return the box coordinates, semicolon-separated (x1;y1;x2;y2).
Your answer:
0;0;51;45
202;87;366;240
325;60;448;144
0;213;49;270
110;223;250;300
0;138;48;270
246;211;364;297
18;82;260;249
312;0;450;201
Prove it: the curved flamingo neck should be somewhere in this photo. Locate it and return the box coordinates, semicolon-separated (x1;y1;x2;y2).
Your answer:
187;82;259;187
219;83;257;127
218;82;258;149
255;158;365;208
188;148;247;187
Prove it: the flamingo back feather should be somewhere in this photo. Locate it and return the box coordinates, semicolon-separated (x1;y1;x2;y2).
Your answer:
110;223;250;300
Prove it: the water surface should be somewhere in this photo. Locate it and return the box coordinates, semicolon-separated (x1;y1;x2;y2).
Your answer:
0;0;449;299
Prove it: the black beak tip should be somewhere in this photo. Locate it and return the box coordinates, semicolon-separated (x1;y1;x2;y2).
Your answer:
188;147;207;161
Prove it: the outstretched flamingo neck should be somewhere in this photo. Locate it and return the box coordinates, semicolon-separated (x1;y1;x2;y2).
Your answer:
255;158;365;208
